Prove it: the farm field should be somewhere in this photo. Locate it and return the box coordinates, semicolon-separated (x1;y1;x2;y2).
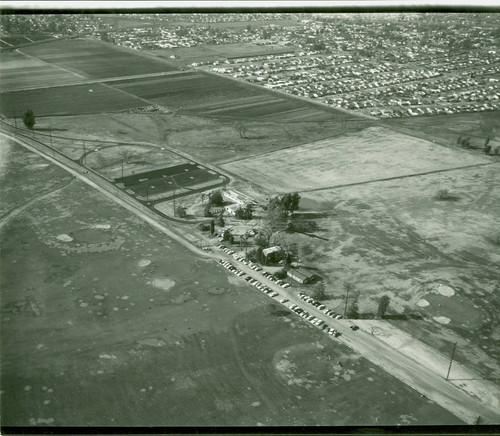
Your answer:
220;126;492;193
286;161;500;381
0;82;145;117
0;139;461;426
20;38;178;79
110;71;262;110
0;51;83;92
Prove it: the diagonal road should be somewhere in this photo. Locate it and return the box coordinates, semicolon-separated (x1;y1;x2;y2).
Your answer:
2;128;500;425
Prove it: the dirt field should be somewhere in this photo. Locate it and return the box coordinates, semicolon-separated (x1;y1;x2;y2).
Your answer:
0;140;461;426
29;112;376;166
0;51;83;92
266;161;500;379
20;38;178;79
0;83;145;117
220;126;492;193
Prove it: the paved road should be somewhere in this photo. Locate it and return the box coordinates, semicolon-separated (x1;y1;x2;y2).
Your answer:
215;249;500;425
3;128;500;425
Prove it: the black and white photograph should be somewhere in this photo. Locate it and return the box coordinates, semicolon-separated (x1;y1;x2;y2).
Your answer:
1;1;499;432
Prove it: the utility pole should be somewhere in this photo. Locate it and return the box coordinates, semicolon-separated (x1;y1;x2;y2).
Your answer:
173;192;176;216
13;108;17;128
121;158;124;180
446;342;457;380
344;283;351;318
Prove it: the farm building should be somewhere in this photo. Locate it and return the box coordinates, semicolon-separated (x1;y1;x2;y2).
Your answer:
222;189;257;206
262;246;283;258
224;204;240;216
287;267;315;284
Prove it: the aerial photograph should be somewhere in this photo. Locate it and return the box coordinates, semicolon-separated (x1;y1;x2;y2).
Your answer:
0;5;499;431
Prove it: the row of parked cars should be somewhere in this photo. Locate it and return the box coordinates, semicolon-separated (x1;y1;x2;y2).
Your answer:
298;292;343;320
218;245;291;288
218;259;245;277
289;303;340;337
299;292;359;331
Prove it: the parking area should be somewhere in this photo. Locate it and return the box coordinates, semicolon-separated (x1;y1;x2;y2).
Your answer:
217;244;352;340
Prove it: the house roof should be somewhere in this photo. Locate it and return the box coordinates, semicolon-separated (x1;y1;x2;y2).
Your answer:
262;246;282;257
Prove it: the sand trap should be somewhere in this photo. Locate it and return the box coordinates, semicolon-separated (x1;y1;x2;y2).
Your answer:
92;224;111;230
433;316;451;325
57;234;73;242
437;284;455;297
138;259;152;267
417;299;430;307
151;278;175;291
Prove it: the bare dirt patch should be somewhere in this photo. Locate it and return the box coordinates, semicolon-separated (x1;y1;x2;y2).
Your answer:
221;126;490;192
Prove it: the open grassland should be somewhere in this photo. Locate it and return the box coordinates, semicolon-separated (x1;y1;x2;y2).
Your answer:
20;38;178;79
0;51;82;92
31;112;377;166
220;126;492;193
0;141;460;426
0;83;145;117
383;111;500;151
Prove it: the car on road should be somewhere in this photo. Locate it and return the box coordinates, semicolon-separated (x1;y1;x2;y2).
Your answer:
350;325;359;331
281;298;289;303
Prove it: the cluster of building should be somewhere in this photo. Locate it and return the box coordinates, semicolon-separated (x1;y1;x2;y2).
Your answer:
205;44;500;118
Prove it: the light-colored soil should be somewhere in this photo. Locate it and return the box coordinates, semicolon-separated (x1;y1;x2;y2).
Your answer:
220;126;491;193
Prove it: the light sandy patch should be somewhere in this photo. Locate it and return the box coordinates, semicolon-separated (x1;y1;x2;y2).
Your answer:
56;234;73;242
437;284;455;297
92;224;111;229
151;277;175;291
416;299;430;307
138;259;152;267
227;275;245;286
433;316;451;325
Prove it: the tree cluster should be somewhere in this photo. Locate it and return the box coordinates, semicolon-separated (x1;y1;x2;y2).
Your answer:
377;295;391;318
234;204;253;220
208;190;224;207
175;206;187;218
23;109;35;130
457;136;471;148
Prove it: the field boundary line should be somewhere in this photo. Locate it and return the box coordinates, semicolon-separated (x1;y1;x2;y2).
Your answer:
298;162;497;193
17;48;88;80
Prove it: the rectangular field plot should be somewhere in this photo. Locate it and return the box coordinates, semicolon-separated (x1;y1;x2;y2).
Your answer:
0;83;145;117
204;96;335;122
20;38;178;79
115;162;224;199
220;126;491;192
111;72;261;109
0;51;83;91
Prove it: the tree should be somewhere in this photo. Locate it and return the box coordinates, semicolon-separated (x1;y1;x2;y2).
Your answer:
377;295;390;318
175;206;187;218
235;204;253;220
347;296;359;319
210;220;215;236
23;109;35;130
204;205;213;217
222;229;233;244
234;121;248;139
216;213;225;227
313;286;329;301
209;190;224;207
